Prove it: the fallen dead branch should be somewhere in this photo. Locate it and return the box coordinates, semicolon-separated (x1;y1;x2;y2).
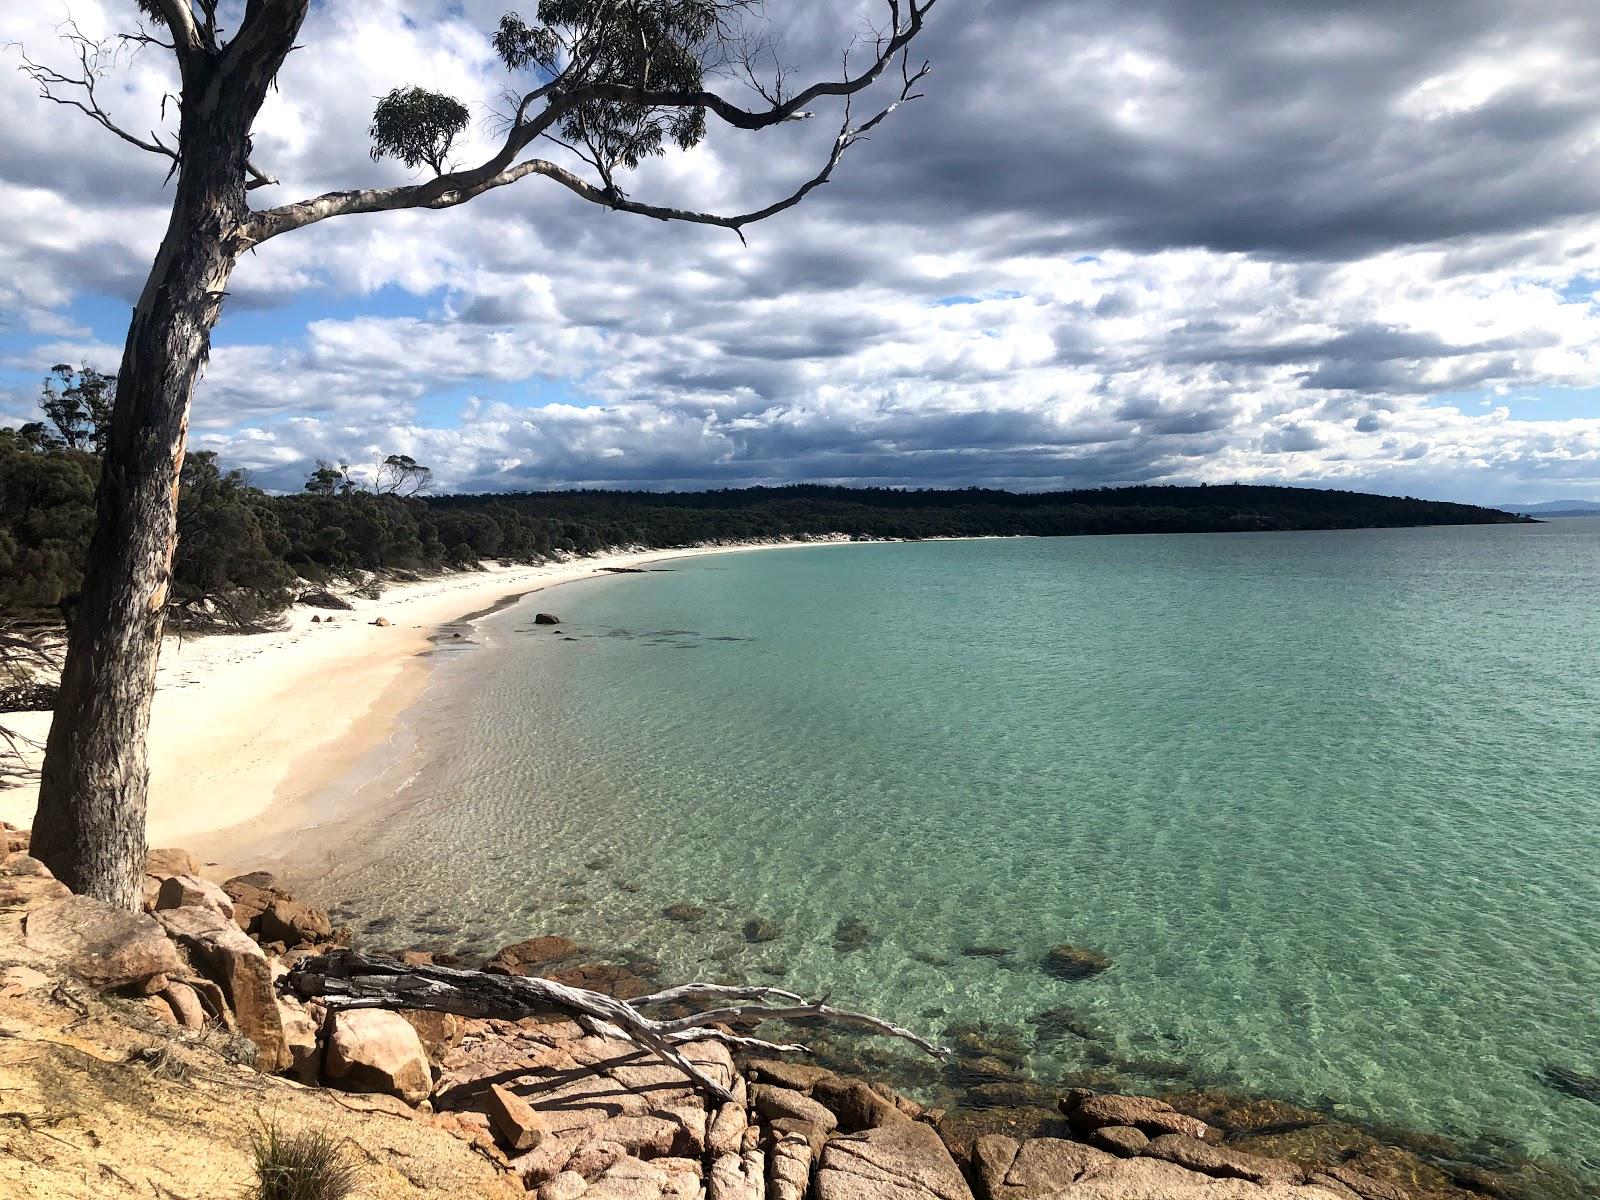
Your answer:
288;950;946;1103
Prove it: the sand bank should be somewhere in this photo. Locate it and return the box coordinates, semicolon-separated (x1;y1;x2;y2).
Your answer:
0;541;826;855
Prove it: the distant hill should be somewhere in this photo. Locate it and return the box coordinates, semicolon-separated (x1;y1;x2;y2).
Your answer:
1497;499;1600;517
0;431;1534;626
432;483;1530;545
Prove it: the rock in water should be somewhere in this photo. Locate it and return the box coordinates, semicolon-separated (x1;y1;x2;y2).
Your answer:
833;917;873;951
1062;1091;1211;1140
1539;1064;1600;1105
742;918;782;943
485;935;580;975
1041;944;1112;981
534;613;562;625
663;902;706;922
324;1009;433;1104
23;895;182;992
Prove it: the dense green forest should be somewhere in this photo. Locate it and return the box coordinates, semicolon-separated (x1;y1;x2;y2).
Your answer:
0;423;1526;627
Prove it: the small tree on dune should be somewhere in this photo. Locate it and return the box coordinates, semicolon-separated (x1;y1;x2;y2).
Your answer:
16;0;939;907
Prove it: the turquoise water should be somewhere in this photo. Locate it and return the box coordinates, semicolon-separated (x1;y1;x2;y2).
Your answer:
303;522;1600;1170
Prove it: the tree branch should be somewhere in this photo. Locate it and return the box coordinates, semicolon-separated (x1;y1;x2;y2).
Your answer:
146;0;204;65
15;33;180;167
580;0;935;132
244;0;937;246
288;950;946;1105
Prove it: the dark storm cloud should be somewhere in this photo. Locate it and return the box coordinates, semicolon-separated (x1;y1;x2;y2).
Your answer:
815;0;1600;259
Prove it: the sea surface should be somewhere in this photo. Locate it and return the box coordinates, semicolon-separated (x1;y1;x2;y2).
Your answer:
297;520;1600;1173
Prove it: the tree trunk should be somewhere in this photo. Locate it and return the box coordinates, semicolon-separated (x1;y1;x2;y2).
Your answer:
31;114;251;908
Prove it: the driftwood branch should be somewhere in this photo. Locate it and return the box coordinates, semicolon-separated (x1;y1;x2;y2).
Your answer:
288;950;946;1104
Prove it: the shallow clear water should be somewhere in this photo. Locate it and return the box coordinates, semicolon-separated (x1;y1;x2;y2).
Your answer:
299;521;1600;1170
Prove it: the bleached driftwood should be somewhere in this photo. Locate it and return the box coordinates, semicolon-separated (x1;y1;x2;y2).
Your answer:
288;950;945;1103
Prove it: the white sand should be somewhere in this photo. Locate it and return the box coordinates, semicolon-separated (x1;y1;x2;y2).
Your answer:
0;541;822;855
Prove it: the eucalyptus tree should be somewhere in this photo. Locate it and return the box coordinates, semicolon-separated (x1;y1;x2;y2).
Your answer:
18;0;938;907
40;365;117;454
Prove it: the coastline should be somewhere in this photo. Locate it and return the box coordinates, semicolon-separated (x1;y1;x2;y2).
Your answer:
0;538;842;859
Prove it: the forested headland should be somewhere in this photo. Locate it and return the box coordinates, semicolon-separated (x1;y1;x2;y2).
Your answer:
0;425;1527;628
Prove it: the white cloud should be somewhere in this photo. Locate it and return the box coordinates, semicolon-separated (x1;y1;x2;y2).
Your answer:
2;0;1600;502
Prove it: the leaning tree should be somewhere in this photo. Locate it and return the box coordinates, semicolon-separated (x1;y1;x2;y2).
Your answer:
19;0;938;908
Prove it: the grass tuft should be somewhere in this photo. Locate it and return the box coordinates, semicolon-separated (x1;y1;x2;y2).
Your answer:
250;1118;358;1200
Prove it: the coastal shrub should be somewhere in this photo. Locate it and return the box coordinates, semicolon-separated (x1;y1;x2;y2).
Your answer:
250;1118;358;1200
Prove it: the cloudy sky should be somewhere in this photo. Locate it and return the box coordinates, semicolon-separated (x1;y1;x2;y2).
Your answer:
3;0;1599;502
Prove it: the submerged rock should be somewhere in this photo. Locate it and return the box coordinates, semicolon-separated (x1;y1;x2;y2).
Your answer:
1538;1063;1600;1105
833;917;873;951
947;1023;1030;1066
962;1081;1061;1112
742;918;782;943
486;935;581;975
546;960;654;999
663;903;706;923
1041;944;1112;981
960;945;1013;960
1028;1004;1103;1044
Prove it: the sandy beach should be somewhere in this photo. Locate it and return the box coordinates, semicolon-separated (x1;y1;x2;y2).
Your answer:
0;541;821;858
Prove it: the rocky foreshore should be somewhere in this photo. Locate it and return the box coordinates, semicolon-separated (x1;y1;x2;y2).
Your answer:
0;824;1589;1200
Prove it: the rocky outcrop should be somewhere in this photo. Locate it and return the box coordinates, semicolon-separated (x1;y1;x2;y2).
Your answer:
257;896;334;947
813;1077;909;1133
751;1084;840;1133
1142;1134;1303;1187
221;871;286;932
972;1134;1344;1199
1063;1091;1212;1141
325;1009;434;1104
535;612;562;624
156;904;290;1070
817;1120;974;1200
1088;1126;1147;1157
0;835;1461;1200
23;894;182;991
155;873;235;920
